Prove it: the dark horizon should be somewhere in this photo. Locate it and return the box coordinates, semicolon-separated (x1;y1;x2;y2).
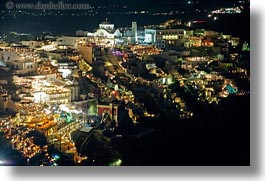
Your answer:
0;0;250;41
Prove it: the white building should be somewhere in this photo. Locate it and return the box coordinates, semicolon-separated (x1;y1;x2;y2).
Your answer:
70;19;125;48
0;50;24;62
0;88;18;112
76;30;89;37
11;60;37;75
21;41;42;48
42;44;58;51
56;36;92;48
143;28;190;49
92;19;122;47
132;21;138;43
144;29;157;44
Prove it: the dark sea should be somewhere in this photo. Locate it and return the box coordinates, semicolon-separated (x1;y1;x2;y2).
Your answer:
0;12;250;42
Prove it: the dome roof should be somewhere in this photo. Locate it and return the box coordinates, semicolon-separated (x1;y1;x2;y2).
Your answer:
100;18;111;25
101;21;110;25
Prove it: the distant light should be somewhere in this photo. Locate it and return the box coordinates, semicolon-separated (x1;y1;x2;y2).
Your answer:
110;159;122;166
187;1;192;4
0;160;5;165
214;16;218;21
53;154;60;160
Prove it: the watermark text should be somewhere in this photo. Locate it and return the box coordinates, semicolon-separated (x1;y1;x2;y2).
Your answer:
5;1;91;10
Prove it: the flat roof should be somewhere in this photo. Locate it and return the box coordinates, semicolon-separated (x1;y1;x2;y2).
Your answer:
80;127;93;133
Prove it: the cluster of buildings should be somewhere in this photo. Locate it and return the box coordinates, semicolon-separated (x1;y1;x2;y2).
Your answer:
0;17;249;165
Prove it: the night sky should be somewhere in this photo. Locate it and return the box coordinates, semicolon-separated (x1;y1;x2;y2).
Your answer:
0;0;240;11
0;0;249;39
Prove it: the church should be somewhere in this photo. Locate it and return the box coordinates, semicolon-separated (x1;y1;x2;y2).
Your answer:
75;19;138;47
76;19;123;47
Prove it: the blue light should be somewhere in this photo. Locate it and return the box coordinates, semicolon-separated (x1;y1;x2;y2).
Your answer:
52;154;60;160
226;84;237;94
